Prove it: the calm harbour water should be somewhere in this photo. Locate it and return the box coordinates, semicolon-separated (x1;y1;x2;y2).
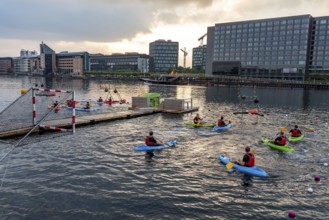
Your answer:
0;75;329;220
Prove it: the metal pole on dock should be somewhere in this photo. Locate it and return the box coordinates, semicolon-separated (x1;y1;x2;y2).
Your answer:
72;91;76;134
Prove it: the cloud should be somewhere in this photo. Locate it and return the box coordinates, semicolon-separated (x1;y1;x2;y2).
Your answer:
0;0;214;43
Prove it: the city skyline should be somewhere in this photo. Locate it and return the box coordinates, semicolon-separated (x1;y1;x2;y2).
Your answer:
1;0;329;67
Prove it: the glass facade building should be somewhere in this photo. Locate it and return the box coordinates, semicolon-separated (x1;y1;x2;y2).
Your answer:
149;40;179;73
192;45;207;70
309;16;329;75
40;42;56;75
205;14;329;80
90;53;153;73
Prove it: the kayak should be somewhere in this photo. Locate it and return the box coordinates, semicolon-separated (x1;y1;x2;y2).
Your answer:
288;134;305;142
212;124;232;131
217;153;269;177
134;140;176;151
67;106;97;112
96;101;104;105
261;137;295;152
184;122;216;127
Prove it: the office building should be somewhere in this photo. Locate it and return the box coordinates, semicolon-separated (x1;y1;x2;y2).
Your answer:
149;40;179;72
56;52;89;75
20;49;38;57
192;45;207;70
13;57;32;74
40;42;56;75
90;53;153;73
0;57;13;74
206;14;329;80
309;16;329;75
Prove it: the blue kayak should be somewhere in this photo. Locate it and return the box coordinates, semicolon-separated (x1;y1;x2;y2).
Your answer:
217;153;269;177
212;124;232;131
134;140;176;151
96;101;104;105
67;106;97;112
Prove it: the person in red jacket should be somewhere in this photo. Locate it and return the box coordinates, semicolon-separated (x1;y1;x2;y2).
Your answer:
145;131;163;158
193;113;202;124
289;125;302;137
217;116;231;126
274;132;287;146
237;147;255;167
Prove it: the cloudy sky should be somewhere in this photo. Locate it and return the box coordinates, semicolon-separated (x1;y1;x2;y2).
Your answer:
0;0;328;67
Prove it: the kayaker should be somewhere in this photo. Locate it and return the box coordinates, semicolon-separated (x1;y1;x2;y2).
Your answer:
145;131;162;158
84;102;91;109
193;113;202;124
52;100;59;107
98;97;103;102
145;131;162;146
217;116;230;126
237;146;255;167
273;132;287;146
289;125;302;137
108;97;113;106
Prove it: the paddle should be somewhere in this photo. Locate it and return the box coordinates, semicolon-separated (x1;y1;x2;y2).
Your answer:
233;112;249;115
226;149;255;169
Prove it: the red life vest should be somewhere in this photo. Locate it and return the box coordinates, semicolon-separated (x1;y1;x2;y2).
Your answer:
245;153;255;167
292;129;299;137
217;120;224;126
279;136;287;145
145;135;152;146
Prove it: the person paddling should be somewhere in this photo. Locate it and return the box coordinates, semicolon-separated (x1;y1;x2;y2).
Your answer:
217;116;231;127
98;97;103;102
289;125;302;137
237;147;255;167
193;113;202;125
273;132;287;146
84;101;91;109
145;131;163;158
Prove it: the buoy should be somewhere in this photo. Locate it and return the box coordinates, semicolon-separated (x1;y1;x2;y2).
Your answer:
324;163;328;166
307;187;313;193
288;210;296;218
21;88;27;95
314;175;320;182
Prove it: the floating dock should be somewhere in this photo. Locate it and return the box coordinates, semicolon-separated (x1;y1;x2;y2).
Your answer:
0;102;198;139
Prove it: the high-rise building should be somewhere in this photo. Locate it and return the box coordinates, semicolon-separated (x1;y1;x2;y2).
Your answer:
206;14;329;80
90;53;153;73
192;45;207;70
149;40;179;73
40;42;56;75
309;16;329;75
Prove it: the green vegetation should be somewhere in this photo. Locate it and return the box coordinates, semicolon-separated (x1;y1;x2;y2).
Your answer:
306;73;329;83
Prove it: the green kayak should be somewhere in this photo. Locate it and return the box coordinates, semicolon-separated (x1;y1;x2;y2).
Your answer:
261;137;295;152
288;134;304;142
184;122;216;127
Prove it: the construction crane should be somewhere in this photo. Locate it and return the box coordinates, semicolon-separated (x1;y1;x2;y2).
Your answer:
180;47;188;68
198;33;207;47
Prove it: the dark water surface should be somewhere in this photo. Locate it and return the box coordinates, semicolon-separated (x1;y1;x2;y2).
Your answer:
0;75;329;219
